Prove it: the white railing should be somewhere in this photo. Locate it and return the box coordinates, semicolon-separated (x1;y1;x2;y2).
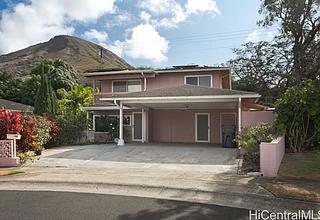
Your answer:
0;140;15;158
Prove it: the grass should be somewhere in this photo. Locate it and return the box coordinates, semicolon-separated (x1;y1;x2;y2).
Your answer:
0;168;24;176
278;151;320;181
260;150;320;203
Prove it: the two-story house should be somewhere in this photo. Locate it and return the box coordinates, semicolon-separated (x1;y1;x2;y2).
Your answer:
84;65;264;146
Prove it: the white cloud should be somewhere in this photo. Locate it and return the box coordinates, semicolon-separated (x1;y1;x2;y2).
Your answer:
138;0;176;15
0;0;116;54
138;0;221;29
186;0;221;15
107;24;169;62
83;29;108;43
140;11;151;24
245;30;274;43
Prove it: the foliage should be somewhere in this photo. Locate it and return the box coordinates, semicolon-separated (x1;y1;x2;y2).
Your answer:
229;40;291;100
259;0;320;85
17;151;36;163
55;85;93;144
95;116;119;141
0;75;40;106
0;109;22;139
230;0;319;102
34;68;57;115
236;123;275;167
31;59;80;90
275;80;320;152
0;59;79;107
19;114;60;152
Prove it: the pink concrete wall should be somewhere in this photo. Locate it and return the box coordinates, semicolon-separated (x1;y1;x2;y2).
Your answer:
150;109;236;144
260;136;285;177
242;111;275;128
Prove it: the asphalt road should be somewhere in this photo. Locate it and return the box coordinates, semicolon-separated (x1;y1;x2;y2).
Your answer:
0;190;250;220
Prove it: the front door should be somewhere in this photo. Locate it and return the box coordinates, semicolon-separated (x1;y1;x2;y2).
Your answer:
132;112;142;141
195;113;210;142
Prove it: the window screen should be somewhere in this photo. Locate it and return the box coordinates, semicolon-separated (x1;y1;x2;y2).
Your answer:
199;76;211;87
113;81;127;92
127;81;141;92
186;77;198;85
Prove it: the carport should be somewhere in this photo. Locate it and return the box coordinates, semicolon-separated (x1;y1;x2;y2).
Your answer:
98;85;260;146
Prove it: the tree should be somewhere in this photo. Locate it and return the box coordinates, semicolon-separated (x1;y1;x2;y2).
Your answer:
259;0;320;85
31;59;80;90
34;65;57;115
229;40;291;100
55;85;93;144
275;80;320;152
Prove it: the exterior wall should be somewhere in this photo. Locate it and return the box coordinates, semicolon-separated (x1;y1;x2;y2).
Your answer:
97;70;230;95
260;136;285;177
241;111;275;128
149;109;237;144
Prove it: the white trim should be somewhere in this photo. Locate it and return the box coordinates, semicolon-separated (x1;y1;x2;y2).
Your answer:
195;113;210;143
219;112;237;143
184;74;212;88
83;106;133;111
156;68;230;74
100;94;261;102
112;79;142;93
132;112;143;141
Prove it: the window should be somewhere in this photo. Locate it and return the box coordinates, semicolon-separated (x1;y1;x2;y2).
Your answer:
94;115;131;132
113;81;141;92
185;75;212;88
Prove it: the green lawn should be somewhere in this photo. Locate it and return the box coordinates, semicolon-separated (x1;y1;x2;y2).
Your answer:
278;151;320;180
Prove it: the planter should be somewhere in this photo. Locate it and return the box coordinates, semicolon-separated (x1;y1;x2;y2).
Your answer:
6;134;21;140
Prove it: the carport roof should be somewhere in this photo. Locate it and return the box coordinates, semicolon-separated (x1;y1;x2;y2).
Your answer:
100;85;260;100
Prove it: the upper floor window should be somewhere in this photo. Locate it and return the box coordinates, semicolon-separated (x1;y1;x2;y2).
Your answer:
185;75;212;88
112;80;141;93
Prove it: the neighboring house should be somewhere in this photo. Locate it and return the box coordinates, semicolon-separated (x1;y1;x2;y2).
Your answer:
0;98;33;112
84;65;271;146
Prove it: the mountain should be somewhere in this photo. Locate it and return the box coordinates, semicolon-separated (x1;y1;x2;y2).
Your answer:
0;35;132;77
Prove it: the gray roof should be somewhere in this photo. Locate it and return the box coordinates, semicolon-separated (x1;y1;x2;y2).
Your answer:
102;85;260;99
0;98;34;112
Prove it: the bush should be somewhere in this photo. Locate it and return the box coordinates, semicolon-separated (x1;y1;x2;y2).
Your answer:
19;114;60;151
275;80;320;152
17;151;36;163
0;109;22;139
235;123;275;169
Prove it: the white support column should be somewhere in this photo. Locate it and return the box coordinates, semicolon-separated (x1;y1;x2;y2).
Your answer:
92;115;96;131
142;109;145;143
238;97;242;132
118;102;125;146
93;80;96;93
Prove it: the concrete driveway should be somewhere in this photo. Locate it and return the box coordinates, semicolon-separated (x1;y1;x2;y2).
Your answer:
28;143;239;174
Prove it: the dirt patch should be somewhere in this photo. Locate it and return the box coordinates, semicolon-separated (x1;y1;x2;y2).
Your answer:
262;182;320;203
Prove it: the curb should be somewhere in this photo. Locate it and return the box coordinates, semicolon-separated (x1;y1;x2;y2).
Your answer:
0;179;318;212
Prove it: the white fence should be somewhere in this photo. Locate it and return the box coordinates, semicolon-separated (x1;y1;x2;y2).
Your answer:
0;140;19;167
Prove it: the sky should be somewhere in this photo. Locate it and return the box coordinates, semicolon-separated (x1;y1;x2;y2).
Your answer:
0;0;276;68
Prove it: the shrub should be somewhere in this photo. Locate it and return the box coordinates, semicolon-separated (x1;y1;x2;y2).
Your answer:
19;114;60;151
0;109;22;139
17;151;36;163
275;80;320;152
235;123;275;169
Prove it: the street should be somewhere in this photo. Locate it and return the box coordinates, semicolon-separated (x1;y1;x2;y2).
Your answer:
0;190;249;220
